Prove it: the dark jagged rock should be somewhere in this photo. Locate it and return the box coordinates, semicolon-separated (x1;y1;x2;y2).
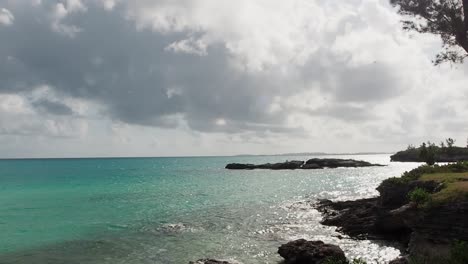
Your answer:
225;163;257;170
305;158;382;168
316;198;412;242
377;180;442;209
404;202;468;250
315;179;447;243
225;158;384;170
301;163;323;170
315;168;468;262
189;259;234;264
278;239;346;264
259;160;305;170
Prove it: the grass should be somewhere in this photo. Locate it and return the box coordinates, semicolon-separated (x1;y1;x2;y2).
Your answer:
419;172;468;203
379;163;468;206
383;162;468;185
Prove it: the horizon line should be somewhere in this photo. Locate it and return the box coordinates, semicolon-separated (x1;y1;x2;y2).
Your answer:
0;151;396;161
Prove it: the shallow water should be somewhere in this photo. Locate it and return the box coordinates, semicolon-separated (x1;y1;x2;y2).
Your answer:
0;155;420;263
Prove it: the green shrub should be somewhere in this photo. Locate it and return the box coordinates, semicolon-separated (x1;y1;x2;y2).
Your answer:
450;240;468;264
384;162;468;186
408;240;468;264
408;187;432;206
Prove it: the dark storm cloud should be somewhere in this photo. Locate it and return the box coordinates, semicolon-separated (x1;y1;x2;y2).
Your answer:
31;98;74;115
300;51;404;104
0;0;407;135
0;2;295;133
335;62;401;102
307;104;377;122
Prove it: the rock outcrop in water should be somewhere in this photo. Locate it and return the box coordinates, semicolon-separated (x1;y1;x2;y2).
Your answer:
225;158;384;170
192;240;348;264
316;198;412;242
278;239;347;264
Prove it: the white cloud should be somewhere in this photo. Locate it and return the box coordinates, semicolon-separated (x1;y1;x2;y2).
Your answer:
50;0;87;37
0;8;14;26
66;0;87;13
125;0;329;71
0;92;89;139
0;0;467;158
100;0;117;10
166;37;208;55
0;94;32;114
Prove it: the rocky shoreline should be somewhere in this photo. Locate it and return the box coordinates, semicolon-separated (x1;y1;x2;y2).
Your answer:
315;163;468;263
226;158;385;170
195;163;468;264
191;239;349;264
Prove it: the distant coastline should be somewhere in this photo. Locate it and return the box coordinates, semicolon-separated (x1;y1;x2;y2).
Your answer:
234;151;394;157
0;152;395;161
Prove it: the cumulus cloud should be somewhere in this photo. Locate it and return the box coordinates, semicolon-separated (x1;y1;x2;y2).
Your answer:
0;0;467;157
0;92;86;138
0;8;14;26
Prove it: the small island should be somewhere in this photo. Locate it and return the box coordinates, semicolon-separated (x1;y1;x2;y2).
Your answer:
225;158;385;170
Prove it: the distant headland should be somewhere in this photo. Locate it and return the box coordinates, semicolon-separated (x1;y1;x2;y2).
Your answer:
391;138;468;164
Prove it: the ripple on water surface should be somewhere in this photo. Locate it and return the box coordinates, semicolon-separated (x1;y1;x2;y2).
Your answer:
0;155;420;263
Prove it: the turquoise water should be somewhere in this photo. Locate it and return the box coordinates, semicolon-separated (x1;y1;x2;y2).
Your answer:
0;155;420;263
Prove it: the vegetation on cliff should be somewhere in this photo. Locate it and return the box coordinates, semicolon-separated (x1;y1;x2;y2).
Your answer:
383;162;468;205
391;139;468;164
318;162;468;263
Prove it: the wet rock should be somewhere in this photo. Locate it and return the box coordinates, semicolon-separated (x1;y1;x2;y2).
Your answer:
315;199;412;242
316;189;468;262
278;239;346;264
226;159;384;170
225;163;256;170
259;160;304;170
301;163;323;170
189;259;234;264
305;158;382;168
158;223;188;233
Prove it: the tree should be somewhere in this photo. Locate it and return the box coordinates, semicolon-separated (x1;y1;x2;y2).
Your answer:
446;137;456;148
419;142;436;165
440;141;446;148
390;0;468;64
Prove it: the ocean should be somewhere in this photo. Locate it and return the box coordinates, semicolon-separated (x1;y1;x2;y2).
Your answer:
0;155;420;264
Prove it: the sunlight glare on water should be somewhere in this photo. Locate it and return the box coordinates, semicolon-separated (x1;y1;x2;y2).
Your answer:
0;155;420;263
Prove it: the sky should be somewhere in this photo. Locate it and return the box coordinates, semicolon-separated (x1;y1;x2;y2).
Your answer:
0;0;467;158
